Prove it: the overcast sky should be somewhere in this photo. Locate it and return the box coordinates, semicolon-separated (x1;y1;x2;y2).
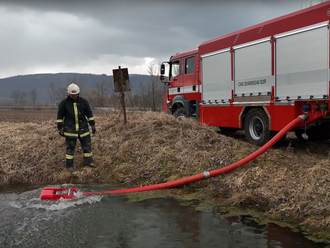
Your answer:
0;0;317;79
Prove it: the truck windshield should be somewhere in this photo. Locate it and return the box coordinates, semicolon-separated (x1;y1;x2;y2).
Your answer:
170;61;179;80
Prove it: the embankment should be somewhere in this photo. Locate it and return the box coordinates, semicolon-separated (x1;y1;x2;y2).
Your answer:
1;110;330;243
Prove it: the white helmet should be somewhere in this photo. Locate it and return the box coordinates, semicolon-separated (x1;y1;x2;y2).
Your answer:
67;83;80;95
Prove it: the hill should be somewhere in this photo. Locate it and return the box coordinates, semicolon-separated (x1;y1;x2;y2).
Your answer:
0;73;150;103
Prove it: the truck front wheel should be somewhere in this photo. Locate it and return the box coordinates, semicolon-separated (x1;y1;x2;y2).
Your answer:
173;108;189;120
244;109;271;146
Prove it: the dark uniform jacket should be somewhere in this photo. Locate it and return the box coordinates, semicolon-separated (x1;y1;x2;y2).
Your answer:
57;96;95;138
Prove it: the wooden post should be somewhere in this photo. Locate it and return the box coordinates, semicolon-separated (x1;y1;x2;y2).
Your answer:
118;66;127;125
113;66;130;125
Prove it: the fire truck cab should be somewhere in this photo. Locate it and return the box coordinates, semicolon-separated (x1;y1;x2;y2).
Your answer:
161;48;200;120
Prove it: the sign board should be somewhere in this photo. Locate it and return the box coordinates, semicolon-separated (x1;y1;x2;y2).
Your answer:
113;67;131;92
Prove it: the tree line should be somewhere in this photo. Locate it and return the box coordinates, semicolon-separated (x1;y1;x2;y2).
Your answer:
8;63;167;112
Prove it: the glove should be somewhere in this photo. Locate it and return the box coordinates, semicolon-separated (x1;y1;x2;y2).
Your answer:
91;125;96;134
58;129;65;137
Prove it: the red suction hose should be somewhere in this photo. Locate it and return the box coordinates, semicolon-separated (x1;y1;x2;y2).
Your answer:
83;114;307;195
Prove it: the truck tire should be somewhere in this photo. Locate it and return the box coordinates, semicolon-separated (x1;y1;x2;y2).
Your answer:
244;109;271;146
173;108;189;120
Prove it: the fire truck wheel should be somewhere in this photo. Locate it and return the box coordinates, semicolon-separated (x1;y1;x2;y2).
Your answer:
173;108;189;120
244;109;270;146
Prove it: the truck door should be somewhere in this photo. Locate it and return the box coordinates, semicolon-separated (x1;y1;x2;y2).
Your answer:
182;56;197;100
168;60;179;101
169;59;184;96
179;59;184;90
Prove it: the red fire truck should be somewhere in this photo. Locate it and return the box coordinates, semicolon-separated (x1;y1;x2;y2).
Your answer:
160;2;330;146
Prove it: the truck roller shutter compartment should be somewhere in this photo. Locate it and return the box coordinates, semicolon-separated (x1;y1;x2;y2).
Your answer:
201;48;232;104
275;22;329;100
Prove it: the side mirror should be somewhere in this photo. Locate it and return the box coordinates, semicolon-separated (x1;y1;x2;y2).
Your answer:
160;64;165;75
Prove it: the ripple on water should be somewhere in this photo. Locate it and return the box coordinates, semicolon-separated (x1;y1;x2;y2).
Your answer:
9;188;104;211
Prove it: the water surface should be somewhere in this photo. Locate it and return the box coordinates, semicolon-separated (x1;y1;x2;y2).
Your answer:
0;185;327;248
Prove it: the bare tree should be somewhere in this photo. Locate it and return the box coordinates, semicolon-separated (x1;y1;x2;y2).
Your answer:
55;86;67;103
54;79;67;104
84;88;98;107
95;80;112;107
138;81;149;111
11;90;27;107
146;62;167;111
30;88;38;108
147;63;158;111
47;82;56;108
19;91;27;106
107;82;118;109
10;90;21;108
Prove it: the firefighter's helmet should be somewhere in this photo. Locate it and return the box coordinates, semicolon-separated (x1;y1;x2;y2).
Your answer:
67;83;80;95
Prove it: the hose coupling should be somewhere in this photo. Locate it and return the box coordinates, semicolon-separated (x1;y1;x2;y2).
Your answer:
299;114;308;122
203;171;210;179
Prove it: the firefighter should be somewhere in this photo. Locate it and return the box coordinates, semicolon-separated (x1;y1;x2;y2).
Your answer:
57;83;96;172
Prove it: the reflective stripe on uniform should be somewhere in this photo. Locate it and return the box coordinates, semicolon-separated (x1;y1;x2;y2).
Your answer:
57;119;63;123
80;132;90;138
66;154;74;159
64;132;79;137
83;152;92;157
88;117;94;121
73;102;79;131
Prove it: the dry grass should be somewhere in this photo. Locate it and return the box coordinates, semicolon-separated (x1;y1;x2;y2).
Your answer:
1;108;330;242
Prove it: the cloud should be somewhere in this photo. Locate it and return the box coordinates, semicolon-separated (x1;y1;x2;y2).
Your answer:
0;0;302;78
